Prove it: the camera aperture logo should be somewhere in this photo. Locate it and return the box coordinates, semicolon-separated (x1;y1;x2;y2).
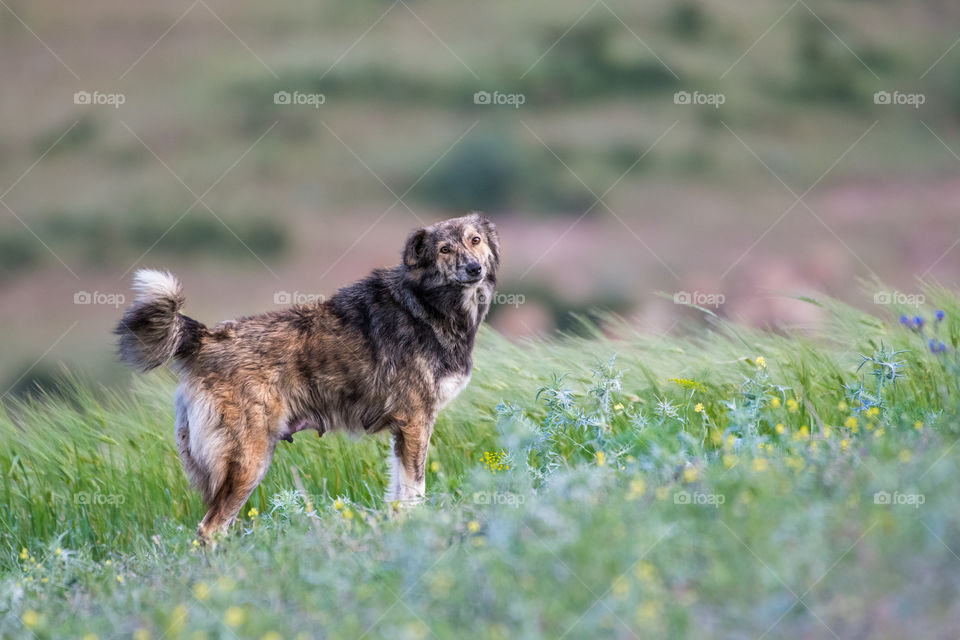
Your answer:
674;290;725;308
674;490;725;507
274;291;325;305
74;291;125;308
873;91;924;108
873;491;924;508
674;91;725;108
473;90;525;108
274;91;326;108
74;90;125;109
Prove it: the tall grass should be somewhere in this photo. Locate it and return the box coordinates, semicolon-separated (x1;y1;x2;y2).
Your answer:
3;288;960;637
3;290;957;562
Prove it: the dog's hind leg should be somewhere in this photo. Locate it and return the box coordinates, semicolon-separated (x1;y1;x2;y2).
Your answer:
195;398;279;541
174;389;210;496
196;432;276;541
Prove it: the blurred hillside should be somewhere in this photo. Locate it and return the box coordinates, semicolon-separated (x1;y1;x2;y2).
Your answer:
1;0;960;391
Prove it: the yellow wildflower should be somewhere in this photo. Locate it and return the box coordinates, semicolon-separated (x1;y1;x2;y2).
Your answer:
635;561;657;583
837;401;848;411
247;507;258;518
775;423;785;435
694;403;704;413
682;467;698;483
224;607;246;628
914;421;923;431
786;398;799;413
22;610;39;629
770;397;781;408
467;520;480;533
19;548;27;560
752;458;769;472
723;454;738;469
844;416;857;429
596;450;606;467
430;460;440;473
169;604;187;635
755;356;767;369
899;450;911;463
628;478;646;499
611;575;629;600
333;498;344;511
192;582;211;602
786;456;805;471
866;406;880;418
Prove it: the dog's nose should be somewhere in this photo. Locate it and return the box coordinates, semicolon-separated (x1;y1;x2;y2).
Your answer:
465;262;482;277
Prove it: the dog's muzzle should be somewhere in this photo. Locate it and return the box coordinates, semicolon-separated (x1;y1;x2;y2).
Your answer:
458;261;484;285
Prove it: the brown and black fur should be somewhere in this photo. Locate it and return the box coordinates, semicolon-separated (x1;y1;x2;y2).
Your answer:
115;213;499;540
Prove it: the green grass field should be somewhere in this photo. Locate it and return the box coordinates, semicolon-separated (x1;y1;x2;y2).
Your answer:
3;289;960;638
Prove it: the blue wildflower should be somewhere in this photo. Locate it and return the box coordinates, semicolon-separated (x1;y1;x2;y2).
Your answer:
929;338;938;353
914;316;925;330
900;315;911;326
935;310;945;322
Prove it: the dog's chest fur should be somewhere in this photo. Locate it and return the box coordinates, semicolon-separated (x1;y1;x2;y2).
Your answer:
436;372;471;410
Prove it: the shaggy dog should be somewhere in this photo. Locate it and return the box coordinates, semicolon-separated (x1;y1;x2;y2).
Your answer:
115;213;499;540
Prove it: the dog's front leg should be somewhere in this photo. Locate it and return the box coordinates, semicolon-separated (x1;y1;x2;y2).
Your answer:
386;417;433;504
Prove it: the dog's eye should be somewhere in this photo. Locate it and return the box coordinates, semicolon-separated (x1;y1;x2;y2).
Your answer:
440;246;451;254
471;236;481;245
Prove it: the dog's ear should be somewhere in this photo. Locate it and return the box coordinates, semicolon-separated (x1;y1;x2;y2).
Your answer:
472;212;499;266
403;227;430;268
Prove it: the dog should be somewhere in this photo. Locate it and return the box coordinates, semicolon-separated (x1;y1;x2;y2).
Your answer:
115;213;499;540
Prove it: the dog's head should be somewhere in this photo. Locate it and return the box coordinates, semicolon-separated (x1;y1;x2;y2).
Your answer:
402;213;499;288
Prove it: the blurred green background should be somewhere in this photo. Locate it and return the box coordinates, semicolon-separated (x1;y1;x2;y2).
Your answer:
1;0;959;392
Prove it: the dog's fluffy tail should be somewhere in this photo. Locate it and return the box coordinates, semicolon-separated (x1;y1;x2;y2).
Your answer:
115;269;205;371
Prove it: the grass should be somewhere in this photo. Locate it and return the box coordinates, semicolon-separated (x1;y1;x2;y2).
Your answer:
3;288;960;638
